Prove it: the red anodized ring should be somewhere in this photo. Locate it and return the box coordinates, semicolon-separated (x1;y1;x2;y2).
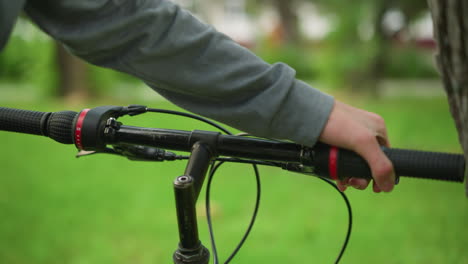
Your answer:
328;146;339;181
74;108;90;150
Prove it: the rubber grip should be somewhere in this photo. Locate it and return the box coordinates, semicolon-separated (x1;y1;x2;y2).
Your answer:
0;107;50;136
314;145;465;183
47;111;78;144
384;148;464;182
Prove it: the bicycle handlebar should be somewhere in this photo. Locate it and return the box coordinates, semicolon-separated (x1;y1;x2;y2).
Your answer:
0;106;465;183
0;107;77;144
312;144;465;182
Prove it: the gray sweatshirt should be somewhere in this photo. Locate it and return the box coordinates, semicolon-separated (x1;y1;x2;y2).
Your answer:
1;0;334;147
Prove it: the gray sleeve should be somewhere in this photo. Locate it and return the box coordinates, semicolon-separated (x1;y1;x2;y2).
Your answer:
24;0;334;147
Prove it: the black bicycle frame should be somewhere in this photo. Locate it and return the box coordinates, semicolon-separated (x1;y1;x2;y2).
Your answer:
106;124;311;264
103;120;314;264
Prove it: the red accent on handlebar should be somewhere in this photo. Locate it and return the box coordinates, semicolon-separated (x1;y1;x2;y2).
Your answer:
329;146;339;181
74;109;90;150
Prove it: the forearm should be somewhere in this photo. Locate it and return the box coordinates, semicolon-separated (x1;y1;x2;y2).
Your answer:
25;0;333;146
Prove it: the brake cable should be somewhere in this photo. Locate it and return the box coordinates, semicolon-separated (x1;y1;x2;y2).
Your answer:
86;107;353;263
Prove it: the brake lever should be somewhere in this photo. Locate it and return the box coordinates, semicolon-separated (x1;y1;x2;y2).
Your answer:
281;162;315;175
112;144;180;161
76;148;120;158
76;144;182;162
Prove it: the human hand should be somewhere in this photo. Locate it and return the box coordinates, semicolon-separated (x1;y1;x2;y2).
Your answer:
318;100;395;192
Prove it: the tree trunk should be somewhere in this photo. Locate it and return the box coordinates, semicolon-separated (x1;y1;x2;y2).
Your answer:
272;0;300;44
362;0;393;96
427;0;468;194
56;42;90;100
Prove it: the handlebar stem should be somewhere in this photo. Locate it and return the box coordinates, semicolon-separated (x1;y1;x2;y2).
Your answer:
173;141;215;264
185;141;217;200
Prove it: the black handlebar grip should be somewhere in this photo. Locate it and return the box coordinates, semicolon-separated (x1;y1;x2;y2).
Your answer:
0;107;51;136
0;107;78;144
384;148;465;182
314;144;465;183
47;110;78;144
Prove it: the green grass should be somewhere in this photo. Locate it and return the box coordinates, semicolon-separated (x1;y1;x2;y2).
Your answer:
0;97;467;264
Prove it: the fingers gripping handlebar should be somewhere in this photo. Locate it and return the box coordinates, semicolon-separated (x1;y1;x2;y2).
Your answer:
0;106;465;183
311;144;465;182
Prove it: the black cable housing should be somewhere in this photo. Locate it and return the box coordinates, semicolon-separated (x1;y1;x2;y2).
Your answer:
146;108;262;263
143;108;352;264
317;178;352;264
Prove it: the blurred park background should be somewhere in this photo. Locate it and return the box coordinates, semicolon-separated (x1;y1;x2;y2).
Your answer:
0;0;467;263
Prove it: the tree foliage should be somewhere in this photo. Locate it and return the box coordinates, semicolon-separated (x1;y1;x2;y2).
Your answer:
303;0;433;93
